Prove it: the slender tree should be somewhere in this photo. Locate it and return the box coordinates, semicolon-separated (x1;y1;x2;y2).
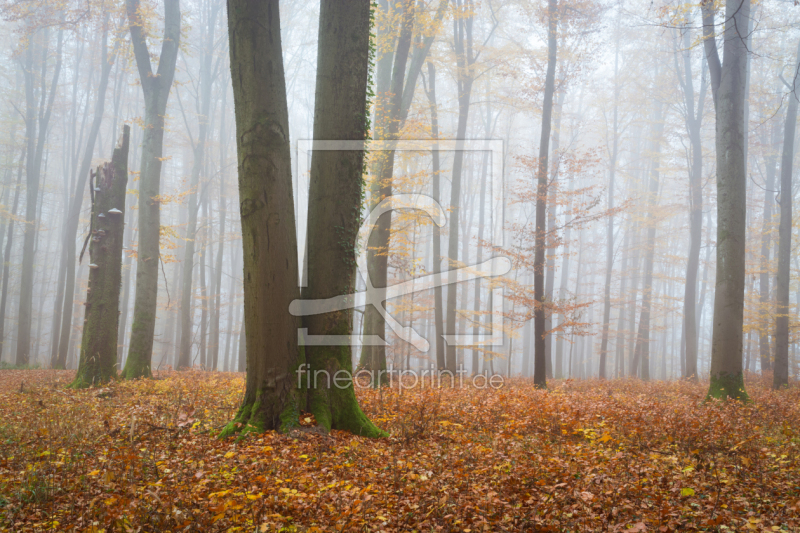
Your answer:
674;19;707;381
533;0;558;387
773;39;800;390
701;0;751;400
122;0;181;379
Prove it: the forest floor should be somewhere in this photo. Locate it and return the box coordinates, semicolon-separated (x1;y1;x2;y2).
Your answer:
0;369;798;532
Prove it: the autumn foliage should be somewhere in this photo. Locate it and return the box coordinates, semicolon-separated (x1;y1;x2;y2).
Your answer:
1;370;799;531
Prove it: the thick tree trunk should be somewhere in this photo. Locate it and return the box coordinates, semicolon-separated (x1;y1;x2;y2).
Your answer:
122;0;181;379
70;126;130;388
533;0;558;388
702;0;751;400
222;0;301;434
298;0;383;437
773;39;800;389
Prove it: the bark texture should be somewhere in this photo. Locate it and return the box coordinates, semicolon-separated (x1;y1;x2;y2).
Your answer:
70;126;130;388
301;0;384;437
701;0;751;401
222;0;302;435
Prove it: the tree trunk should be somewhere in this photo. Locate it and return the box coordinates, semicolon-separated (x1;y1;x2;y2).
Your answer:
222;0;301;434
423;61;446;372
773;39;800;389
70;126;130;387
298;0;384;437
533;0;558;387
676;22;707;381
701;0;751;400
122;0;180;379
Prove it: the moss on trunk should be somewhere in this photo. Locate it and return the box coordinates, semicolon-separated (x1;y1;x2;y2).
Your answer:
70;126;130;389
706;372;749;402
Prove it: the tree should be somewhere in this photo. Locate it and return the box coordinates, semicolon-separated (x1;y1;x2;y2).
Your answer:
701;0;751;400
301;0;384;437
773;39;800;390
122;0;181;379
222;0;302;433
16;25;64;366
70;126;130;388
674;17;707;381
533;0;558;387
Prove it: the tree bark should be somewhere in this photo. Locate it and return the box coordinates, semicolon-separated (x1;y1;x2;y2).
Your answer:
701;0;751;400
122;0;181;379
70;126;130;387
222;0;301;434
298;0;384;436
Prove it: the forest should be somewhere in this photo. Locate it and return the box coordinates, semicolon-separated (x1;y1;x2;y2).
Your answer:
0;0;799;530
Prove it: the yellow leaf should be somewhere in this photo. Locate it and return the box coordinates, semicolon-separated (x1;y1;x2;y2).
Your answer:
247;493;262;500
88;470;100;476
598;433;612;443
224;451;235;459
681;488;695;497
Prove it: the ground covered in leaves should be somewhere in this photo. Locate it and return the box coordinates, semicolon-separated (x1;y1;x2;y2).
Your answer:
0;370;799;532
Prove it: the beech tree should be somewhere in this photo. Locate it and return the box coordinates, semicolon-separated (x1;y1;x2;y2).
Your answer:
701;0;751;400
223;0;383;436
122;0;181;379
